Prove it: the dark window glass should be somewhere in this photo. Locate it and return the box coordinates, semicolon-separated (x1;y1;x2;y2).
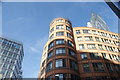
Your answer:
108;46;114;52
67;33;73;39
55;74;66;80
68;40;74;47
101;53;107;59
56;32;64;36
42;61;45;67
85;36;93;41
70;60;78;71
113;64;120;72
55;59;66;68
86;77;93;80
83;63;91;72
76;30;80;34
96;76;107;80
66;26;71;31
41;69;45;75
2;50;8;55
2;40;8;45
83;30;91;34
48;51;53;58
56;39;65;45
110;77;118;80
79;44;84;49
56;48;65;55
109;54;113;60
46;61;52;72
95;37;100;42
90;53;100;59
48;42;54;49
98;44;104;50
92;63;104;72
87;44;96;49
92;30;97;35
105;63;113;72
81;53;87;60
68;49;76;56
46;76;52;80
71;74;80;80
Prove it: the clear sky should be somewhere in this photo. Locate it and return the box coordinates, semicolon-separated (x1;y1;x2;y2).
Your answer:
2;2;119;78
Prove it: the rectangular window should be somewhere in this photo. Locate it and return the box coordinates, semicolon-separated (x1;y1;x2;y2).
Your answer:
112;55;118;61
81;53;87;60
46;61;52;72
90;53;100;59
42;60;45;67
109;54;113;60
87;44;96;49
79;44;84;50
68;49;76;56
56;39;65;45
92;30;97;35
67;33;73;39
104;39;109;44
83;63;91;72
118;55;120;62
98;44;104;50
56;19;64;22
48;51;53;58
66;26;71;31
105;63;113;72
65;20;71;24
41;69;45;75
108;46;114;52
70;60;78;71
92;63;104;72
2;50;8;55
95;37;100;42
113;64;120;72
85;36;93;41
101;53;107;59
56;25;64;29
55;59;66;68
76;30;80;34
71;74;80;80
83;30;91;34
68;40;74;47
55;74;66;80
56;48;65;55
105;45;109;51
46;76;52;80
77;37;82;41
48;42;54;49
56;32;64;36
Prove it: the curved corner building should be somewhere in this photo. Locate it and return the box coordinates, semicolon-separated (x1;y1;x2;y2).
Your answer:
38;18;120;80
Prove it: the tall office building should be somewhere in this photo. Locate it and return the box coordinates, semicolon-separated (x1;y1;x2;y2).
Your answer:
38;18;120;80
87;13;110;31
0;36;24;79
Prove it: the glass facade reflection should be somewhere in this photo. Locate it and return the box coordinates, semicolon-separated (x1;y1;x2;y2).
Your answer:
0;36;24;79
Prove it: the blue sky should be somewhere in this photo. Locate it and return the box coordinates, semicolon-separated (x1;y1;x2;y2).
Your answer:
2;2;118;78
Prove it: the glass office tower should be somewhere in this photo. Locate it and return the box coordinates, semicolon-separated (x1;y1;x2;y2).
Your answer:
87;13;110;31
0;36;24;79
